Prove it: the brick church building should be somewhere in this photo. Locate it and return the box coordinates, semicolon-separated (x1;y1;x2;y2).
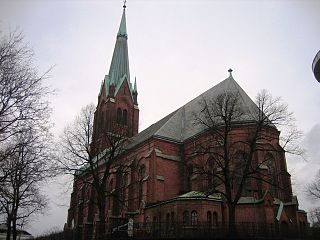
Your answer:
66;6;308;239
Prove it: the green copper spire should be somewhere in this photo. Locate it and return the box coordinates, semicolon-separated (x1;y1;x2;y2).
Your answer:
108;5;130;92
100;3;137;99
117;5;127;38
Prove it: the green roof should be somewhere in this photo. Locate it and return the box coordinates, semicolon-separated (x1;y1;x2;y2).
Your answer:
178;191;221;200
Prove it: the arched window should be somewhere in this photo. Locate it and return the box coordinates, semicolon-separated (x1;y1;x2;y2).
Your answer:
234;151;248;189
191;210;198;226
122;174;128;206
265;153;277;196
207;156;215;188
117;108;122;124
208;156;214;168
207;211;212;225
183;211;189;225
187;164;193;190
139;165;146;203
171;212;174;224
122;109;128;125
139;165;146;180
213;212;218;227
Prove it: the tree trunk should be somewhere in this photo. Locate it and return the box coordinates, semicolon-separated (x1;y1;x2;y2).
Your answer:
96;192;106;240
12;216;17;240
228;204;237;238
6;214;11;240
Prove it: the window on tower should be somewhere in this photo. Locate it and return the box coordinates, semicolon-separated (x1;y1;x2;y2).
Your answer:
123;109;128;125
117;108;122;124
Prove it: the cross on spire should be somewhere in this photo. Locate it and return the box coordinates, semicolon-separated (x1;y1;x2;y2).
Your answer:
123;0;127;9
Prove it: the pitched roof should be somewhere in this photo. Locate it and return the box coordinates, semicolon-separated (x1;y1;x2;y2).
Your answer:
126;75;260;149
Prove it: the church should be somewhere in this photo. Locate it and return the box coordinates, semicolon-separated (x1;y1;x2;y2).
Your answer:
66;5;308;239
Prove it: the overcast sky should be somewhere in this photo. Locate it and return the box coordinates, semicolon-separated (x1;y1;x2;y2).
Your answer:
1;0;320;236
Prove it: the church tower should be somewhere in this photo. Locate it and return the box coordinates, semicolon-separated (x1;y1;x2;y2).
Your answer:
92;5;139;153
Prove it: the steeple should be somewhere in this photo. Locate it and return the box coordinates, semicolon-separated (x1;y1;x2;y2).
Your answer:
117;6;127;38
93;4;139;150
107;5;131;95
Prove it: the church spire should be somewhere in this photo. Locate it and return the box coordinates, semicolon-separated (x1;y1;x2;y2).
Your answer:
117;4;127;38
108;4;130;93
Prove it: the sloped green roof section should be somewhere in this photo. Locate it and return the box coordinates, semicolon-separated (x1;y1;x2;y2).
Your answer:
178;191;221;200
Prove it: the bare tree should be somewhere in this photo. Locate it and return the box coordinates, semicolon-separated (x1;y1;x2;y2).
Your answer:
192;89;303;237
58;104;133;239
309;207;320;227
0;30;52;183
308;170;320;200
0;125;55;240
0;29;51;172
0;30;54;240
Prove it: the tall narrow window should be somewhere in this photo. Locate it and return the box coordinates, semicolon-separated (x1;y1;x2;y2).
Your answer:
139;165;146;203
183;211;189;225
234;151;248;190
207;211;212;225
266;153;276;196
213;212;218;227
122;109;128;125
191;211;198;226
187;164;193;190
117;108;122;124
122;173;128;206
207;157;215;188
